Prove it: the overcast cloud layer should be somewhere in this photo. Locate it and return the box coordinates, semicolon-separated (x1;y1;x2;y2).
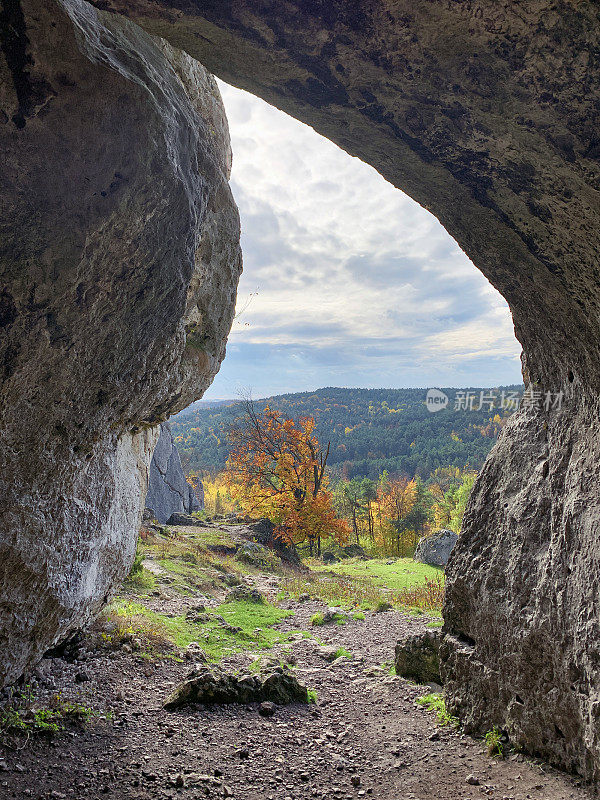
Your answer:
203;81;522;400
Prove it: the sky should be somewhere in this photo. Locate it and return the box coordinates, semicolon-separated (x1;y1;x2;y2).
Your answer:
202;81;523;400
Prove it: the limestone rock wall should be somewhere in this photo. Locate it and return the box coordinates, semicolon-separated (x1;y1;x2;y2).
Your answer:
84;0;600;780
0;0;241;686
146;422;203;523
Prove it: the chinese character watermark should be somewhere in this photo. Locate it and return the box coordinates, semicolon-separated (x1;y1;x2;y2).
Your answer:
425;388;564;413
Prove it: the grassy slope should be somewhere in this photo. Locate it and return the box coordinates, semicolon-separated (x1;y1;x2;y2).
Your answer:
311;558;443;590
283;557;445;616
108;527;445;665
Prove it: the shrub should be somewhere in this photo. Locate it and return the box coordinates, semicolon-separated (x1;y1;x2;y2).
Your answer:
394;576;445;613
129;545;144;576
415;693;458;727
311;612;325;626
333;647;352;659
0;689;96;743
485;726;504;757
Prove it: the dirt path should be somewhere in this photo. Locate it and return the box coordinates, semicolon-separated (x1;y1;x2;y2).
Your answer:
0;576;591;800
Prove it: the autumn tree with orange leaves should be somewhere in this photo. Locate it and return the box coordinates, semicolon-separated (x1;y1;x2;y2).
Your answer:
225;401;348;556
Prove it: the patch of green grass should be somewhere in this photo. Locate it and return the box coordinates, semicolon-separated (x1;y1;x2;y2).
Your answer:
311;612;325;626
426;618;444;628
217;600;291;636
107;599;193;651
307;688;318;704
181;526;237;549
122;566;156;595
158;558;202;578
289;558;444;615
485;726;504;757
333;647;352;660
286;573;388;611
0;690;98;741
415;693;458;727
106;597;294;662
352;611;365;621
312;557;441;591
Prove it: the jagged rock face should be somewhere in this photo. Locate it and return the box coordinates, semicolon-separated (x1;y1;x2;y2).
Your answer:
146;422;202;523
0;0;241;686
86;0;600;779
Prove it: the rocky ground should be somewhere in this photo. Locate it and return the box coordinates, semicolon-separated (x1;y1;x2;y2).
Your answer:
0;528;592;800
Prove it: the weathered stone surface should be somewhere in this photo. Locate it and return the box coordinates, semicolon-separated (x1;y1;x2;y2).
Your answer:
224;585;265;604
165;512;197;526
441;401;600;778
84;1;600;778
234;541;277;569
395;631;442;685
414;530;458;568
164;664;308;709
146;422;202;523
246;518;304;570
0;0;241;686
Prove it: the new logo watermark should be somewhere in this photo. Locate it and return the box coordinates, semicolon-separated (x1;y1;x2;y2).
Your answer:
426;388;449;413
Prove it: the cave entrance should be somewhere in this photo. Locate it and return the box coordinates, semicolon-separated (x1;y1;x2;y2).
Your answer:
164;82;524;554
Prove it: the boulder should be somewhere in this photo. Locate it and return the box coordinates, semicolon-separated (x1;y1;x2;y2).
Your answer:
234;542;276;568
319;607;349;625
258;701;276;717
164;665;308;709
414;530;458;568
318;645;341;663
245;519;304;570
166;512;198;526
224;586;265;604
146;423;203;524
0;0;241;687
340;544;367;560
395;631;442;685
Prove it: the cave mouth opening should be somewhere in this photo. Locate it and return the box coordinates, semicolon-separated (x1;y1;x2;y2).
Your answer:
161;82;526;555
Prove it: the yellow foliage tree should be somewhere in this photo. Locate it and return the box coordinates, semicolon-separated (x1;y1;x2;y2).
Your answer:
225;402;348;555
375;474;417;556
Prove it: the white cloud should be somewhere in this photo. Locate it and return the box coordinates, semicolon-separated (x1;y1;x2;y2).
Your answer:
204;80;522;399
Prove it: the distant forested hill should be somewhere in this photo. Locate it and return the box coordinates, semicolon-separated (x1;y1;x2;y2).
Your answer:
170;386;522;480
